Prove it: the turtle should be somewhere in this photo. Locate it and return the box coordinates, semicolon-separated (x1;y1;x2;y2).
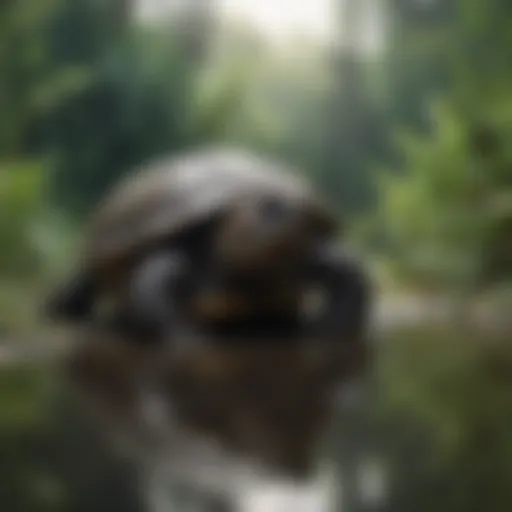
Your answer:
45;147;369;345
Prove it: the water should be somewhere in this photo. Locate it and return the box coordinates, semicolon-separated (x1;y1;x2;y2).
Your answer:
1;322;510;511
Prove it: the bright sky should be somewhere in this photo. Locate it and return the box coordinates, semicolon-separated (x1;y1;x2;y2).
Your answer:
135;0;383;52
136;0;334;43
218;0;334;43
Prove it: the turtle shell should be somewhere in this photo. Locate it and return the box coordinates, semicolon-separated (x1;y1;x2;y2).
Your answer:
84;148;337;274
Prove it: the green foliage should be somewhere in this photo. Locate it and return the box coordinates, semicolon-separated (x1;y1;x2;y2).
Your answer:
0;0;58;156
191;59;260;143
374;95;511;289
0;159;78;334
41;4;181;215
0;161;46;280
40;1;250;216
0;160;78;278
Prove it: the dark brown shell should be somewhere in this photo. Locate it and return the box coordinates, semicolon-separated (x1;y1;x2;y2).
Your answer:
84;148;337;272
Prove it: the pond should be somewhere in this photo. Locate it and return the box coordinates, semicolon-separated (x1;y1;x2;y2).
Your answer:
0;325;510;512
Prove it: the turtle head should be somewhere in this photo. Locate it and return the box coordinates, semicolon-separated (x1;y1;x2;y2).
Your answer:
213;192;337;276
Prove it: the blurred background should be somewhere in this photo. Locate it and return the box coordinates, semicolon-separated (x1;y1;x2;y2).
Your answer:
0;0;511;510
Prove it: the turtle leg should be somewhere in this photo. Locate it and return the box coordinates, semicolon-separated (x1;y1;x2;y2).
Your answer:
44;270;97;323
301;243;371;383
303;242;370;342
122;249;191;343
